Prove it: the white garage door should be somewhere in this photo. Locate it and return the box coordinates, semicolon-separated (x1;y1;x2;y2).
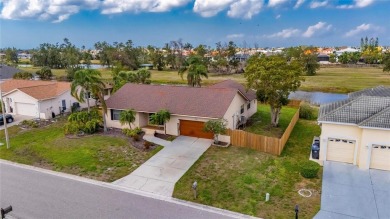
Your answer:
327;138;356;164
15;102;37;117
370;145;390;171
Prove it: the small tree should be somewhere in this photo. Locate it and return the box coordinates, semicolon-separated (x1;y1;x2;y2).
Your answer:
150;109;171;134
245;54;303;127
119;109;136;129
36;66;53;80
178;55;208;87
203;119;227;144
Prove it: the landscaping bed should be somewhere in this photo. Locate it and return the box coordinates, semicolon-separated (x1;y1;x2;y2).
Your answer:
0;120;162;182
173;119;322;219
154;133;176;141
244;104;298;138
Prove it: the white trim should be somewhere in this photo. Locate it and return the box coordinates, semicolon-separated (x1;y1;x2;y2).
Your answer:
318;121;358;126
359;126;390;131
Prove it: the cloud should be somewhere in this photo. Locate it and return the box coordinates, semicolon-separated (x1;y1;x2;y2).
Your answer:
275;14;281;19
193;0;234;17
310;1;328;9
265;28;300;38
294;0;305;9
337;0;374;9
101;0;191;14
193;0;263;19
0;0;100;22
226;33;245;38
268;0;288;7
227;0;263;19
344;23;380;37
302;21;332;37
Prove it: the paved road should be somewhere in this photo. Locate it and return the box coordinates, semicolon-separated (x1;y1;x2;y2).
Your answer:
0;160;255;219
114;136;211;196
314;161;390;219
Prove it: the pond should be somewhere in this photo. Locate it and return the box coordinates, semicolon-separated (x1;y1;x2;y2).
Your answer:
18;64;105;69
289;91;348;105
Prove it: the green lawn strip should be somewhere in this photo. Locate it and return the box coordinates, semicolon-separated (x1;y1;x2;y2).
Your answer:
173;119;321;219
244;104;298;138
0;121;161;182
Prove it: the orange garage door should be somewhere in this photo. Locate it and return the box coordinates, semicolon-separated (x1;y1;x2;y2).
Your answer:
180;120;213;139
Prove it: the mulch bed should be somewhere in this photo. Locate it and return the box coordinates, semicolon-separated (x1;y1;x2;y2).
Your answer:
154;133;176;141
100;128;159;151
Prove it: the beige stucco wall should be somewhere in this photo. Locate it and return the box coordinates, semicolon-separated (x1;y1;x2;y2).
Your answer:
223;93;257;130
360;128;390;169
319;123;362;165
105;109;143;129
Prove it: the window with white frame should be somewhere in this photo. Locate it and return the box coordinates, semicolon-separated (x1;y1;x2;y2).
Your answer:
111;109;122;120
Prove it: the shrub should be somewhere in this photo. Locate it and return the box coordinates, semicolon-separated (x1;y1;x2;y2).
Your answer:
122;128;132;136
84;119;101;134
132;135;140;141
299;103;317;120
144;141;152;150
64;122;81;134
300;161;321;178
20;120;38;128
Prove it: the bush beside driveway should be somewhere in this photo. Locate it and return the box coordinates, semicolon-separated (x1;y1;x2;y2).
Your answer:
0;119;162;182
173;119;322;218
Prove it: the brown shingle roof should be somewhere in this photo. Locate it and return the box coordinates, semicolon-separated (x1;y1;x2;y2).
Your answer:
209;80;256;100
106;83;240;118
1;79;71;100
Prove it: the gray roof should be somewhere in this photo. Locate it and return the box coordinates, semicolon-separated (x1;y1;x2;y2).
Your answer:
348;86;390;98
0;65;22;79
319;86;390;129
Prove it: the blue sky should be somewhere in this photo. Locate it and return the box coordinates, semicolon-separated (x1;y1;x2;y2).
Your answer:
0;0;389;49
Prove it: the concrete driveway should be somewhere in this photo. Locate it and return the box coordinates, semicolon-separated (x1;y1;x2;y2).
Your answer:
113;136;212;197
315;161;390;219
0;115;35;130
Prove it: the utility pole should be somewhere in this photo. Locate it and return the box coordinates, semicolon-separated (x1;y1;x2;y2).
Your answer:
0;68;10;149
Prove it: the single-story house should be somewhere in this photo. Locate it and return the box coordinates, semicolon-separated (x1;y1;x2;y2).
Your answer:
318;86;390;171
0;79;110;119
105;80;257;140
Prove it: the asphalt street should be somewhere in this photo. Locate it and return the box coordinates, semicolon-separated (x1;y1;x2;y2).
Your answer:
0;160;254;219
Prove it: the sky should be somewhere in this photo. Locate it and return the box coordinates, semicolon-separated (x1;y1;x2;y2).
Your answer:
0;0;389;49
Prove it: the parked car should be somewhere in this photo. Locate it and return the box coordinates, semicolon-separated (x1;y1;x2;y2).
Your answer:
0;114;14;125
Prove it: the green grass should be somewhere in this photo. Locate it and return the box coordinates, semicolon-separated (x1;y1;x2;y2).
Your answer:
0;121;162;182
173;119;322;219
244;104;298;138
17;66;390;93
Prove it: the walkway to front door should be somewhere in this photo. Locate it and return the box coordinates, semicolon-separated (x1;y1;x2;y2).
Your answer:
113;136;212;196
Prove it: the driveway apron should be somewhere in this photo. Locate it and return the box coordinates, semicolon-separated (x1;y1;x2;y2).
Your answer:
113;136;212;196
314;161;390;219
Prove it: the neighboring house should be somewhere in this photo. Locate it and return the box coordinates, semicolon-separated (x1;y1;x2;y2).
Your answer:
0;79;111;119
317;54;330;63
105;80;257;140
318;86;390;171
0;65;22;81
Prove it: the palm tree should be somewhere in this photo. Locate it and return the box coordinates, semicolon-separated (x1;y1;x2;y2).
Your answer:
135;68;151;84
150;109;171;134
71;69;103;113
119;109;136;129
91;83;108;132
178;55;208;87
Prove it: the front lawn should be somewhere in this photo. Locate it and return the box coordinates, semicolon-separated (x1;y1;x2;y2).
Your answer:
244;104;298;138
0;120;162;182
173;119;321;219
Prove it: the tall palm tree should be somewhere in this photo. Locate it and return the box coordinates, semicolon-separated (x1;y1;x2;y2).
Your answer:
91;83;108;132
178;55;208;87
71;69;103;113
119;109;136;129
